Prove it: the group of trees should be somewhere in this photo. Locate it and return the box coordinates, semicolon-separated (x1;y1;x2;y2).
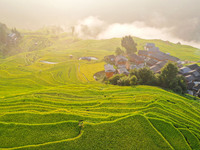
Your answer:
115;35;137;55
106;62;187;94
0;22;21;56
0;23;8;44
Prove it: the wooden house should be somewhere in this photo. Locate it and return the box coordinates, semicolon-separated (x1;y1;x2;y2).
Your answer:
187;64;199;70
146;58;158;67
144;43;155;50
104;64;116;78
138;50;149;58
128;54;144;65
150;61;168;73
115;55;128;66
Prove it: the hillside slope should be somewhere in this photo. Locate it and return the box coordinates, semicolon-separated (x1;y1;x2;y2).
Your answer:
0;33;200;149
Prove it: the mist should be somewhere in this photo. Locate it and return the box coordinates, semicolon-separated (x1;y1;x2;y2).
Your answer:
1;0;200;48
75;16;200;48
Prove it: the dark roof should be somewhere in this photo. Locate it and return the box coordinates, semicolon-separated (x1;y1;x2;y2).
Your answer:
148;51;179;62
145;43;155;48
104;64;115;72
162;53;180;62
187;82;195;90
193;84;200;91
138;50;148;56
150;65;161;73
148;52;166;61
196;67;200;73
148;47;160;52
179;67;192;74
187;64;199;70
187;70;200;77
146;58;159;66
128;54;144;64
185;75;195;82
150;61;168;73
115;55;128;63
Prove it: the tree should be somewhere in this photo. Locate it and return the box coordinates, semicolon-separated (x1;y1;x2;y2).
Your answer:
109;74;125;85
159;62;186;94
11;28;21;38
129;69;138;78
115;47;124;56
71;26;75;36
159;62;178;88
121;35;137;54
117;76;130;86
130;75;137;85
137;67;157;85
0;23;8;44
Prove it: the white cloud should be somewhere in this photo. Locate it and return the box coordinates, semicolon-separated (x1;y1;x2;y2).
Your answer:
75;16;200;48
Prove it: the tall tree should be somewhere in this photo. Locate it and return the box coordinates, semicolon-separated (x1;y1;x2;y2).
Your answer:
0;23;8;44
121;35;137;54
159;62;178;88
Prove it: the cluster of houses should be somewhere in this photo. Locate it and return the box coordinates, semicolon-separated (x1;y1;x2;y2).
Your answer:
104;43;200;97
179;64;200;97
104;43;181;77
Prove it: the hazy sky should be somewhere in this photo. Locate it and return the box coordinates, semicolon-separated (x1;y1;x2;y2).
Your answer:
1;0;200;47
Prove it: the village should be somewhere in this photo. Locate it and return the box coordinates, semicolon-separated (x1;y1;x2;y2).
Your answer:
103;43;200;97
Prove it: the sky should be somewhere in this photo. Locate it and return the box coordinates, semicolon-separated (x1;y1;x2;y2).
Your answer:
1;0;200;47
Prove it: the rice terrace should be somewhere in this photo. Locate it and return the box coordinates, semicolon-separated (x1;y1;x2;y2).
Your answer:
1;0;200;150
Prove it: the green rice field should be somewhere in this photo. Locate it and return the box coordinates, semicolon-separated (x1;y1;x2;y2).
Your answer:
0;33;200;149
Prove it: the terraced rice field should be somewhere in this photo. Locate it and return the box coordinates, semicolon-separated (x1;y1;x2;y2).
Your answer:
0;34;200;149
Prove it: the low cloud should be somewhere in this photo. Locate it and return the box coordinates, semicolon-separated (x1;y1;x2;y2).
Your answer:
75;16;200;48
74;16;106;39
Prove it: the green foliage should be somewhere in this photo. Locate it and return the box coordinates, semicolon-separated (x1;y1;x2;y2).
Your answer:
11;28;22;39
130;75;137;85
117;76;130;86
109;74;125;85
121;35;137;54
137;67;157;85
115;47;124;56
159;62;178;88
0;23;8;44
129;68;138;77
159;62;186;93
